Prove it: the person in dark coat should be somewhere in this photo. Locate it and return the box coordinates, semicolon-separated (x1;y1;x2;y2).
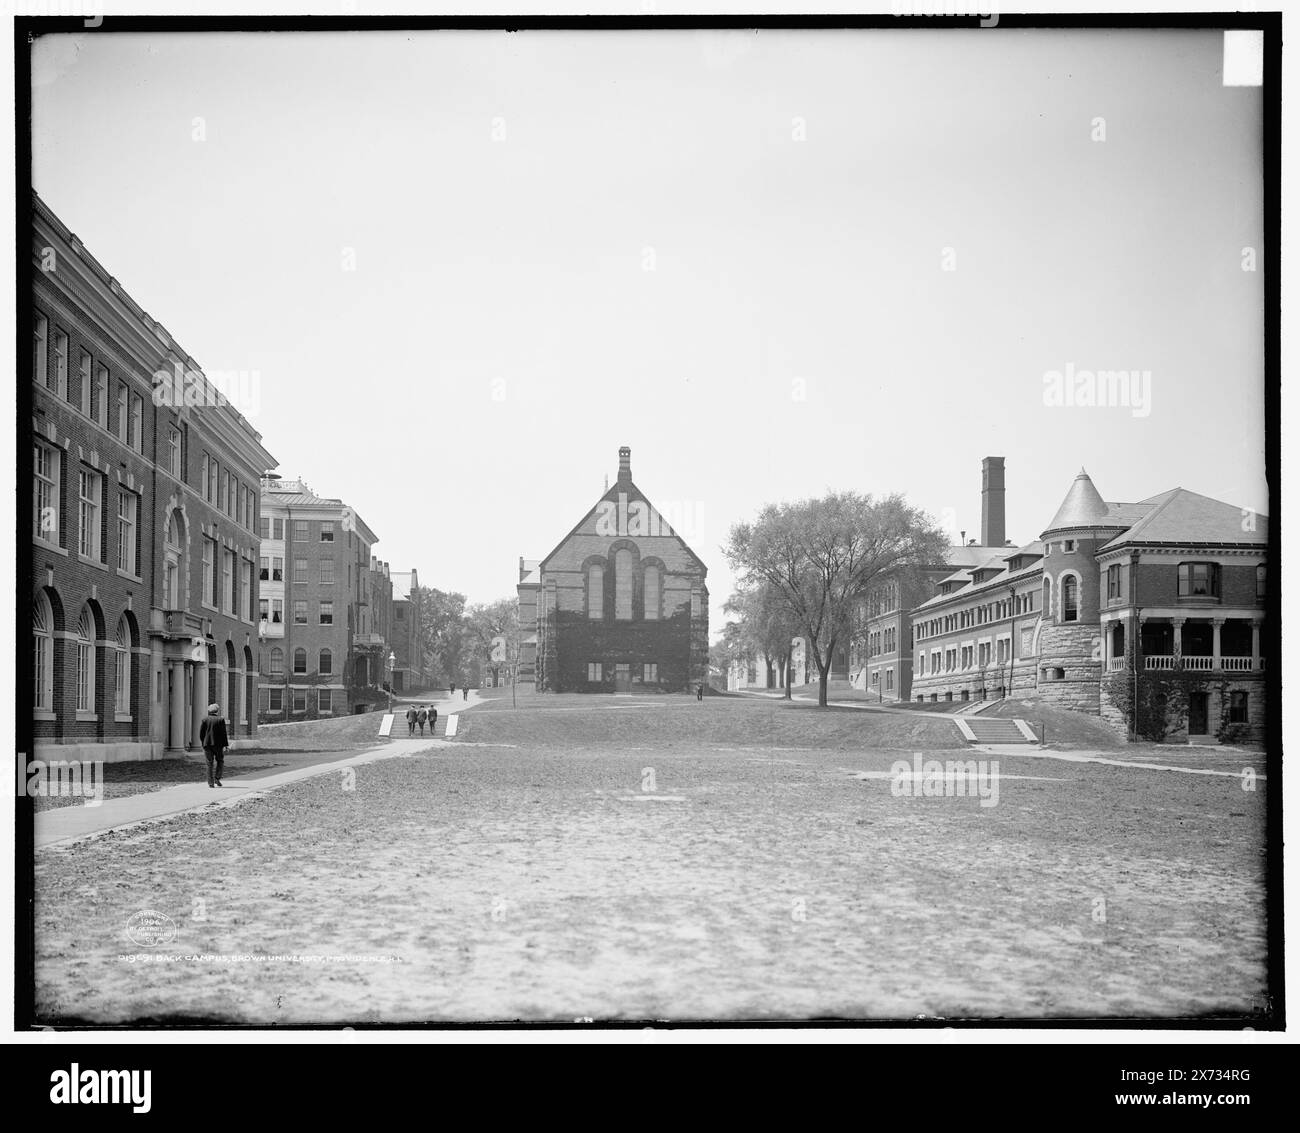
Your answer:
417;705;428;735
697;683;704;701
428;705;438;734
462;686;468;701
449;682;455;696
199;703;229;788
405;704;417;736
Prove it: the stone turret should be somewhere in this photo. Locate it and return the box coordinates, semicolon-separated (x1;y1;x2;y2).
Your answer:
1035;469;1128;713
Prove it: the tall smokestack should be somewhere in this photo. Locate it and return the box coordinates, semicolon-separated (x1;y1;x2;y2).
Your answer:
981;456;1006;548
617;446;632;485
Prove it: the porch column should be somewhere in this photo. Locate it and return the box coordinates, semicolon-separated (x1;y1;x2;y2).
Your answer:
1212;618;1223;671
1251;620;1261;670
190;662;204;749
1172;617;1185;665
168;662;186;750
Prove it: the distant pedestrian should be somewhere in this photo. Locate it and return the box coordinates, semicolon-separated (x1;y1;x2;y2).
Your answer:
417;705;428;735
405;704;417;736
429;705;438;734
462;686;468;701
697;683;704;701
199;703;229;788
449;682;456;696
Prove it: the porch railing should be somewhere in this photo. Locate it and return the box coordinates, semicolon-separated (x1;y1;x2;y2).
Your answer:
1144;655;1177;670
1182;655;1213;671
1106;658;1125;672
1222;656;1254;672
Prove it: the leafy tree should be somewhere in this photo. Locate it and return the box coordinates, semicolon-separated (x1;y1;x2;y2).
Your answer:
725;492;948;707
465;598;520;686
724;584;799;698
419;588;467;688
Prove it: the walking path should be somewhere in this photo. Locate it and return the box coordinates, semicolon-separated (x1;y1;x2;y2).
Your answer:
36;692;485;850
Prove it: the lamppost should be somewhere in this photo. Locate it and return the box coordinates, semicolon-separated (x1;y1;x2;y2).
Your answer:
386;650;395;713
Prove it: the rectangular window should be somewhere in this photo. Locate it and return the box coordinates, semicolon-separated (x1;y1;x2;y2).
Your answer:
587;662;602;681
319;601;333;625
259;515;270;538
234;477;242;523
77;468;101;559
116;383;128;442
885;669;894;691
1229;691;1248;725
293;520;309;542
219;470;228;513
259;556;269;580
294;600;307;624
294;558;308;584
129;393;143;453
1107;563;1122;600
272;556;283;581
34;313;48;386
242;558;253;620
318;689;332;713
643;663;658;682
272;599;283;624
268;688;283;712
1177;562;1220;598
259;598;269;623
34;441;59;543
167;426;181;478
116;491;137;574
320;521;334;542
292;690;307;713
1256;565;1265;600
203;537;215;605
95;364;109;429
78;350;92;416
76;640;92;712
320;559;334;585
223;548;235;611
273;517;284;540
54;330;68;398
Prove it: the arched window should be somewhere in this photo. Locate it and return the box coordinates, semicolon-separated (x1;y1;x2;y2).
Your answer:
319;648;332;675
114;614;131;715
587;563;603;620
33;592;54;710
644;564;661;621
1061;575;1078;623
75;605;95;713
269;647;284;676
1042;578;1052;617
163;510;184;609
614;548;634;621
293;648;307;674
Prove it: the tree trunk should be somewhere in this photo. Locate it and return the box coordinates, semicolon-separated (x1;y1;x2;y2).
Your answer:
781;651;792;699
818;660;829;707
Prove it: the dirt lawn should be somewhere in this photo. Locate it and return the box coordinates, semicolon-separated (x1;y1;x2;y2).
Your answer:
33;693;1270;1024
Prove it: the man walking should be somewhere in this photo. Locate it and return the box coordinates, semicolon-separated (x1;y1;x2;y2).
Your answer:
417;704;428;736
462;686;468;701
697;683;704;702
428;704;438;735
199;703;229;788
405;703;417;736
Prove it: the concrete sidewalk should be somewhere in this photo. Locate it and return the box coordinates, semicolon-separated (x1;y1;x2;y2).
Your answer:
36;694;486;851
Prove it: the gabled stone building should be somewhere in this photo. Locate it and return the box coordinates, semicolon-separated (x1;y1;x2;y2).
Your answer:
518;448;709;693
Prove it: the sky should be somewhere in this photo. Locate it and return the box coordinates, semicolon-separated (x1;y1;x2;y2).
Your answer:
31;28;1266;635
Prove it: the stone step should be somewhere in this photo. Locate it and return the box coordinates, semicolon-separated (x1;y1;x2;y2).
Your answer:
960;718;1037;744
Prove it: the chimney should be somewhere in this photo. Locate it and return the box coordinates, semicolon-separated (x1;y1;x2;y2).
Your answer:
519;556;525;582
617;446;632;485
981;456;1006;548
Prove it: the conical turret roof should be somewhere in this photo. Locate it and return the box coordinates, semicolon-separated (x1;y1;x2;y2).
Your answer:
1043;468;1113;534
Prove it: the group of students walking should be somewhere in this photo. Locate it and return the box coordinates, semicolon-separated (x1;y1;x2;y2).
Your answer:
405;702;439;736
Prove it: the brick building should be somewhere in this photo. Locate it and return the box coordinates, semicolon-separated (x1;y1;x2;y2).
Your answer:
31;194;276;762
909;468;1268;742
257;479;393;719
518;447;709;693
389;570;428;693
850;457;1012;702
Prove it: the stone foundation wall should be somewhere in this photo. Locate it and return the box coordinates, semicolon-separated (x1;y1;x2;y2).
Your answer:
1035;623;1103;714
